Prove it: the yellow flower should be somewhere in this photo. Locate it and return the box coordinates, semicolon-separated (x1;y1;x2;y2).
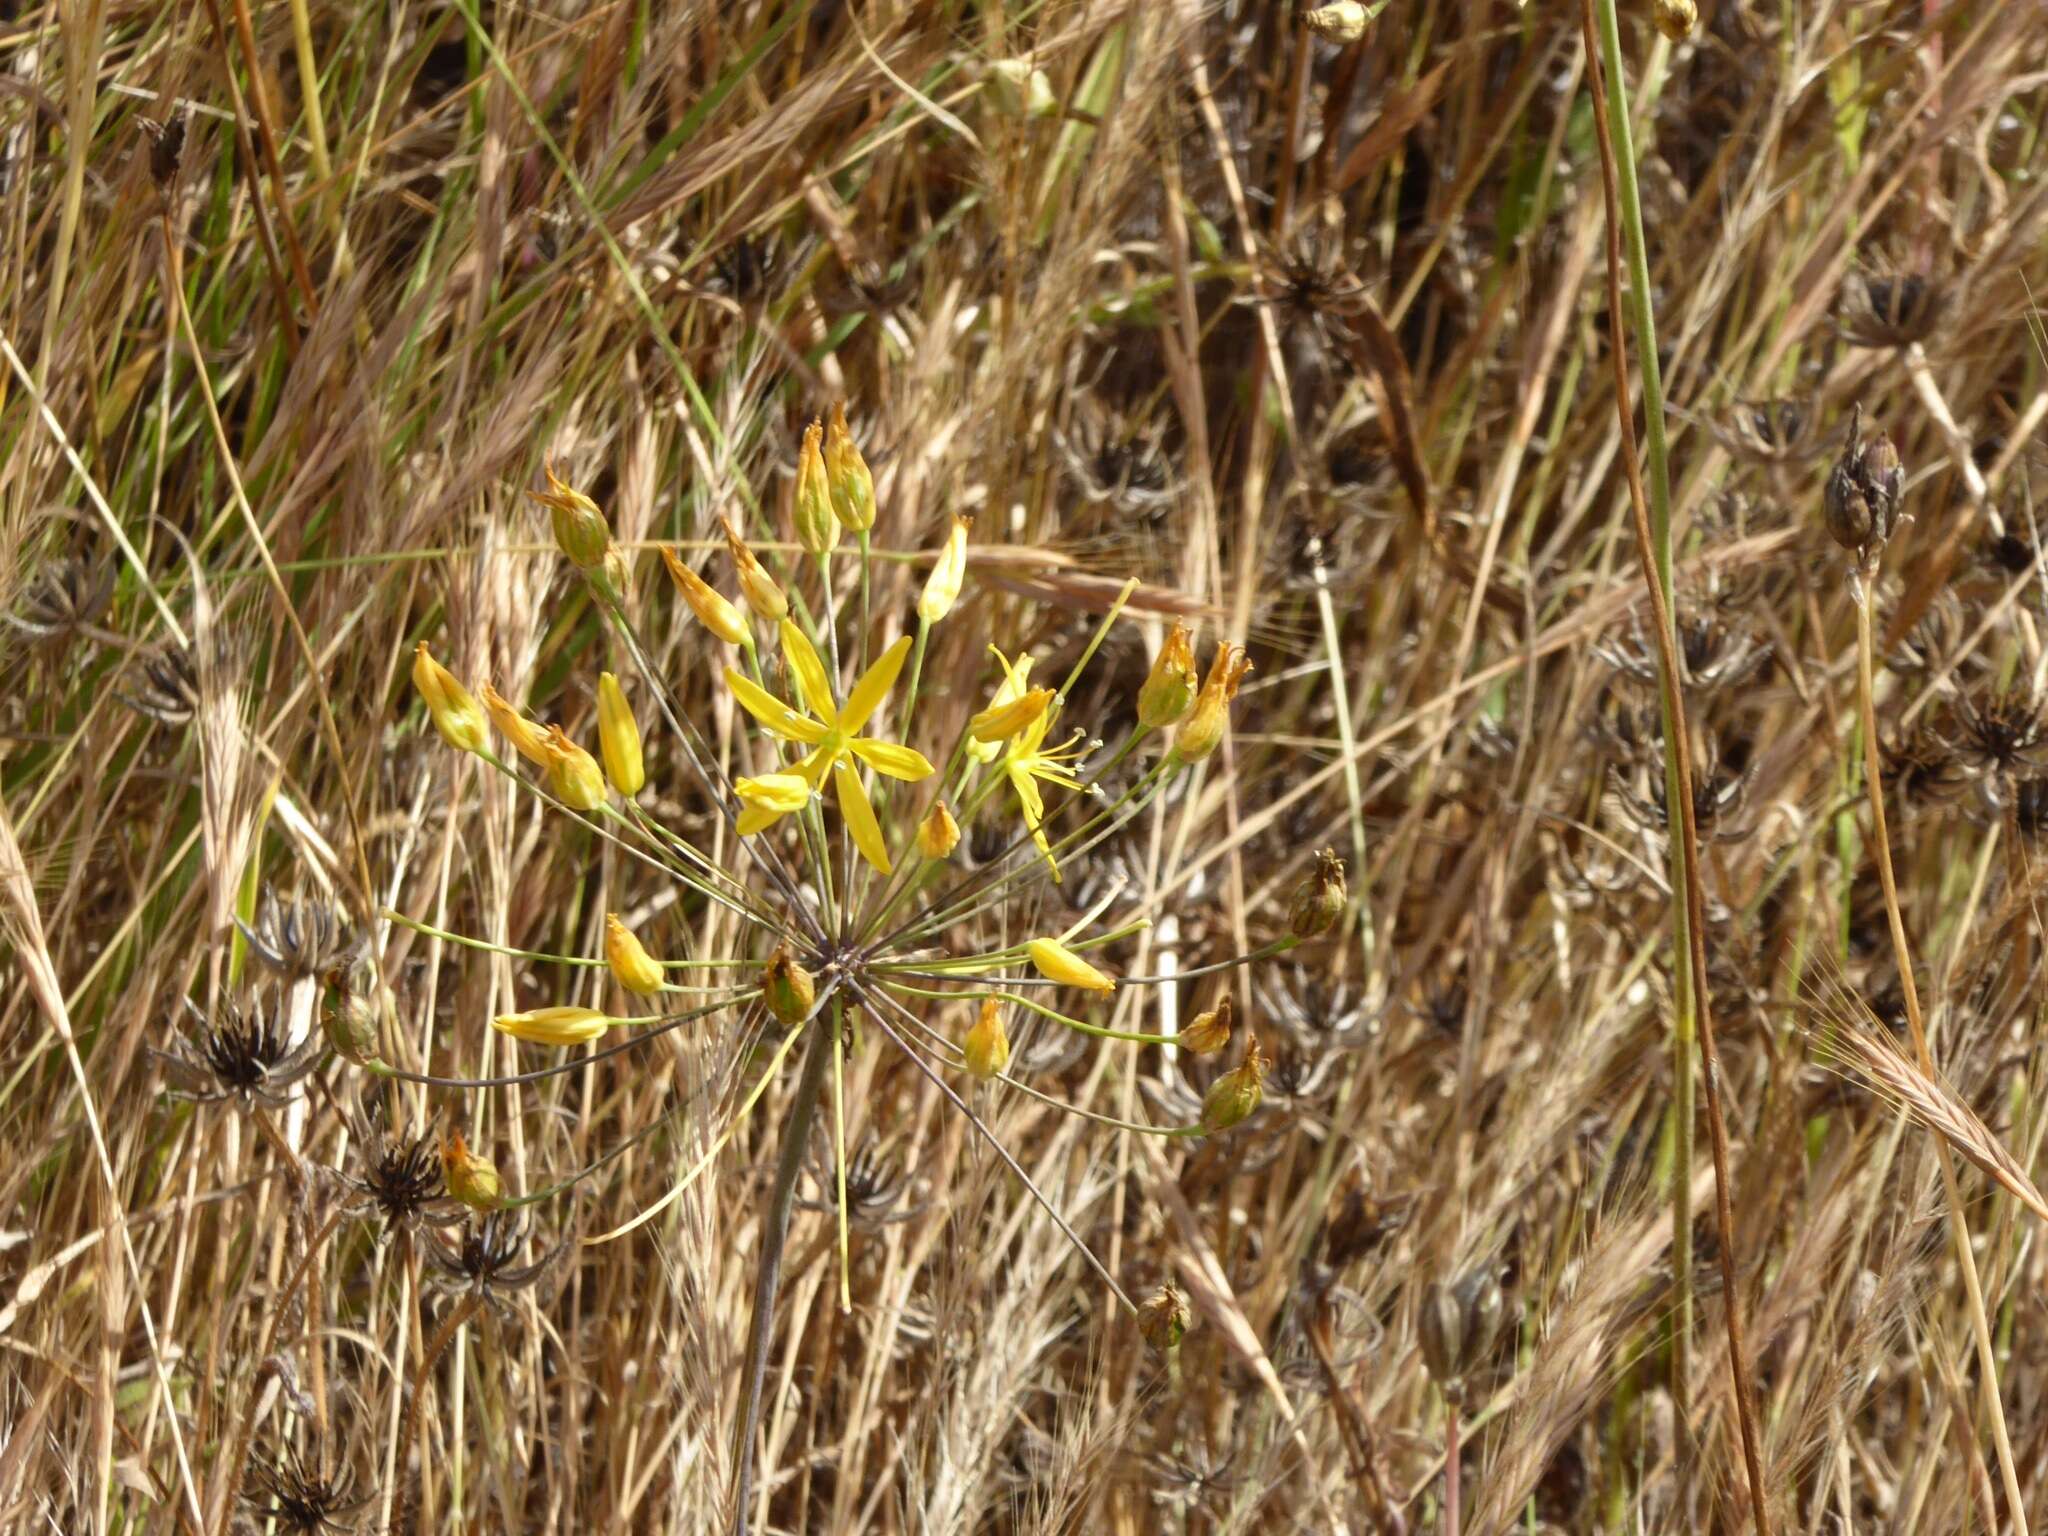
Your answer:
734;772;812;835
493;1005;609;1046
596;672;645;797
917;798;961;860
966;649;1033;765
1174;644;1252;763
660;546;750;646
963;998;1010;1080
1137;622;1198;729
970;685;1053;744
824;402;876;533
794;419;838;556
721;515;788;622
918;515;970;624
604;912;665;996
543;724;607;811
989;649;1089;880
527;458;610;569
1027;937;1115;993
412;643;487;753
481;683;553;767
723;620;935;873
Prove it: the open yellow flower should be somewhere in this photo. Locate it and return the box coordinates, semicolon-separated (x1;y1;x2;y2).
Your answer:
988;648;1089;882
724;620;934;872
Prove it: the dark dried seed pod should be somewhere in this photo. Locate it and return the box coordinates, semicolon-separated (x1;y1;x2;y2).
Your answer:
4;556;115;641
1840;270;1951;349
1823;403;1904;566
1418;1266;1504;1405
141;108;189;190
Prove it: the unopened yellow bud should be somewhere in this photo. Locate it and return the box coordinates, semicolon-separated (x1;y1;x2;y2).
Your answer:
542;724;606;811
762;946;817;1025
917;799;961;860
412;643;487;753
1180;994;1232;1056
596;672;645;797
721;516;788;622
919;515;971;625
481;683;553;766
1201;1035;1266;1134
1027;937;1116;993
970;686;1054;743
1173;644;1253;763
493;1005;609;1046
661;546;750;646
441;1129;505;1212
604;912;665;996
1288;849;1346;938
1137;623;1198;729
794;420;838;556
528;458;611;569
824;402;876;533
963;997;1011;1080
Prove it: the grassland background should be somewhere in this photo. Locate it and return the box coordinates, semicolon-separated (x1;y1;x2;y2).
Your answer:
3;1;2048;1532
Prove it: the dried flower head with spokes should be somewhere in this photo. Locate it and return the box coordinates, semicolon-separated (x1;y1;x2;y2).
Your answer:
1839;269;1952;350
4;554;115;642
238;887;354;982
389;404;1305;1523
242;1440;368;1534
154;993;323;1107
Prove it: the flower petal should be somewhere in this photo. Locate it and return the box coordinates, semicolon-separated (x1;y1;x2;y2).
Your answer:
833;760;892;875
839;634;913;736
726;668;828;744
778;620;838;725
736;803;786;837
849;738;935;781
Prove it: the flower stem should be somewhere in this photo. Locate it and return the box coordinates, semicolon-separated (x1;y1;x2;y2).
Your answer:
730;1020;832;1536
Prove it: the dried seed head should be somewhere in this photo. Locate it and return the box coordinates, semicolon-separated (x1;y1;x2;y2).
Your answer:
1137;1282;1192;1351
917;798;961;860
143;109;189;190
1138;622;1199;729
963;997;1011;1080
1823;404;1905;568
763;946;818;1025
441;1129;506;1213
1653;0;1696;40
1288;849;1347;939
1418;1266;1504;1404
604;913;665;996
1201;1034;1266;1134
1180;993;1233;1056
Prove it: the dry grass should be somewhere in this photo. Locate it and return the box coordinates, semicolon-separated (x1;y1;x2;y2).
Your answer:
3;2;2048;1532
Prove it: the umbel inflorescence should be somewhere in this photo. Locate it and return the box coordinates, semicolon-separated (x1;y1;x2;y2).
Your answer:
396;406;1339;1501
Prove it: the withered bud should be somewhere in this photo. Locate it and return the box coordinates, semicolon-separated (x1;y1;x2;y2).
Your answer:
917;798;961;860
320;961;387;1066
762;946;817;1025
441;1130;506;1213
1180;993;1233;1056
1653;0;1696;40
146;110;189;189
1303;3;1374;43
1823;403;1905;569
1287;849;1347;939
1137;1282;1192;1351
1200;1034;1266;1134
1418;1267;1504;1405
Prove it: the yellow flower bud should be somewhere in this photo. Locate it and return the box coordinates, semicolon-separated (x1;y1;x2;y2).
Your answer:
721;515;788;622
1288;849;1346;938
482;683;554;766
917;799;961;860
918;515;971;625
1137;622;1198;729
493;1005;610;1046
596;672;645;797
1173;644;1252;763
527;458;611;569
762;946;817;1025
794;419;838;556
661;546;750;646
1027;937;1116;993
1137;1283;1192;1351
542;724;607;811
824;402;876;533
963;997;1011;1080
441;1129;506;1212
1180;993;1232;1056
604;912;665;996
411;642;487;753
1201;1035;1266;1134
970;686;1053;743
